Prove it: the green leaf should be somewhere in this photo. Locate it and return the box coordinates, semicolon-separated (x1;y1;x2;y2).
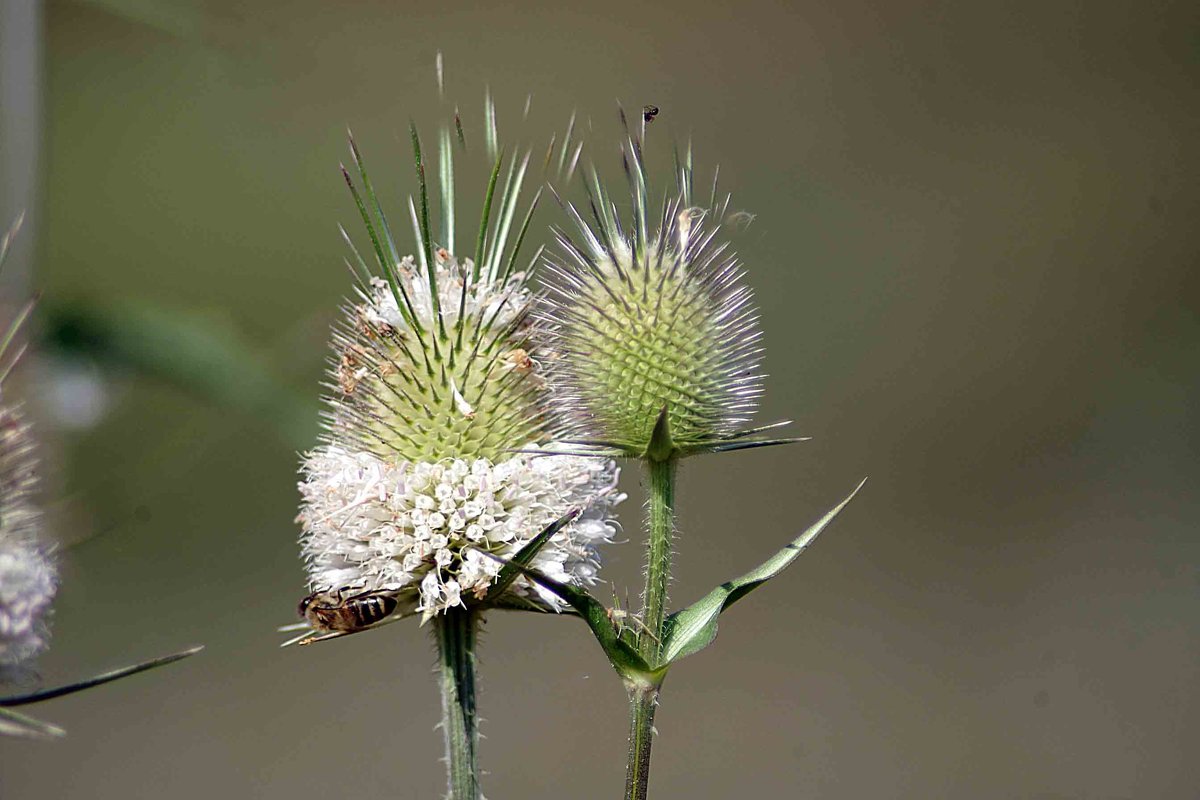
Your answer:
0;707;64;739
660;479;867;665
0;645;203;707
478;554;658;684
487;508;581;600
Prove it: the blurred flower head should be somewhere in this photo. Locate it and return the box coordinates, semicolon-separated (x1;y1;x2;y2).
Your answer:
298;105;622;624
0;413;56;667
0;218;56;670
541;133;764;459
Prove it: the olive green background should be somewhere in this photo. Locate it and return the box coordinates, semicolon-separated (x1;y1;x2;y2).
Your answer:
1;1;1197;797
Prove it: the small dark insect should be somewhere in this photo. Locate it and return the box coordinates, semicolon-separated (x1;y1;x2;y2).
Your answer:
299;588;401;633
642;105;659;123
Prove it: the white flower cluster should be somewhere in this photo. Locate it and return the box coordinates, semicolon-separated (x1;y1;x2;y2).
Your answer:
358;254;530;335
299;448;622;620
0;407;55;667
0;540;55;666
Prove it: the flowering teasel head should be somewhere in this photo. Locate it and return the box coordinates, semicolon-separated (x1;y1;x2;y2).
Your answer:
541;125;785;461
296;100;622;627
0;218;55;671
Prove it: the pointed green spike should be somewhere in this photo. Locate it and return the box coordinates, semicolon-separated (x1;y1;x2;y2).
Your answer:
499;186;542;286
0;707;64;739
701;437;806;455
487;508;581;599
409;123;442;338
0;645;204;707
659;479;866;665
484;89;498;162
489;150;532;280
0;297;36;368
439;126;455;254
645;404;675;461
454;108;466;149
0;212;25;271
717;420;795;440
473;150;504;282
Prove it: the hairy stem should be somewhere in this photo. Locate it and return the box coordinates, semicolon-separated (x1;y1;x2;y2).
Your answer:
435;607;480;800
625;455;676;800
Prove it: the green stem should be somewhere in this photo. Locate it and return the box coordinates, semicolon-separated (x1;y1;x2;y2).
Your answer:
625;455;676;800
435;607;480;800
625;684;659;800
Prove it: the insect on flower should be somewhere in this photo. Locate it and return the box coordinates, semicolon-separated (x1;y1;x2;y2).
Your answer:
298;588;403;635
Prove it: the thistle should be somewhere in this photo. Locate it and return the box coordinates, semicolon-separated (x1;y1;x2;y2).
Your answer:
0;217;200;739
516;118;863;800
292;69;619;800
542;141;766;460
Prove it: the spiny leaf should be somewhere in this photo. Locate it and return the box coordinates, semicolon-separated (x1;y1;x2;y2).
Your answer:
0;645;203;707
479;554;656;682
660;479;866;665
487;508;581;599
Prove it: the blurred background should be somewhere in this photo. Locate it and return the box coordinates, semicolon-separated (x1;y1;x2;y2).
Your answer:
1;0;1198;797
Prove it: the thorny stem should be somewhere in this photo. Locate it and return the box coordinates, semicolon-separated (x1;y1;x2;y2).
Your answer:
624;455;676;800
435;607;480;800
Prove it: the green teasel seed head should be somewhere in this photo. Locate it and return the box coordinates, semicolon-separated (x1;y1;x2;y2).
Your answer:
541;135;764;459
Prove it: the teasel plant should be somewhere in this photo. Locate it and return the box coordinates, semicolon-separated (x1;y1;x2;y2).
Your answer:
284;58;622;800
0;215;201;739
492;113;866;799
